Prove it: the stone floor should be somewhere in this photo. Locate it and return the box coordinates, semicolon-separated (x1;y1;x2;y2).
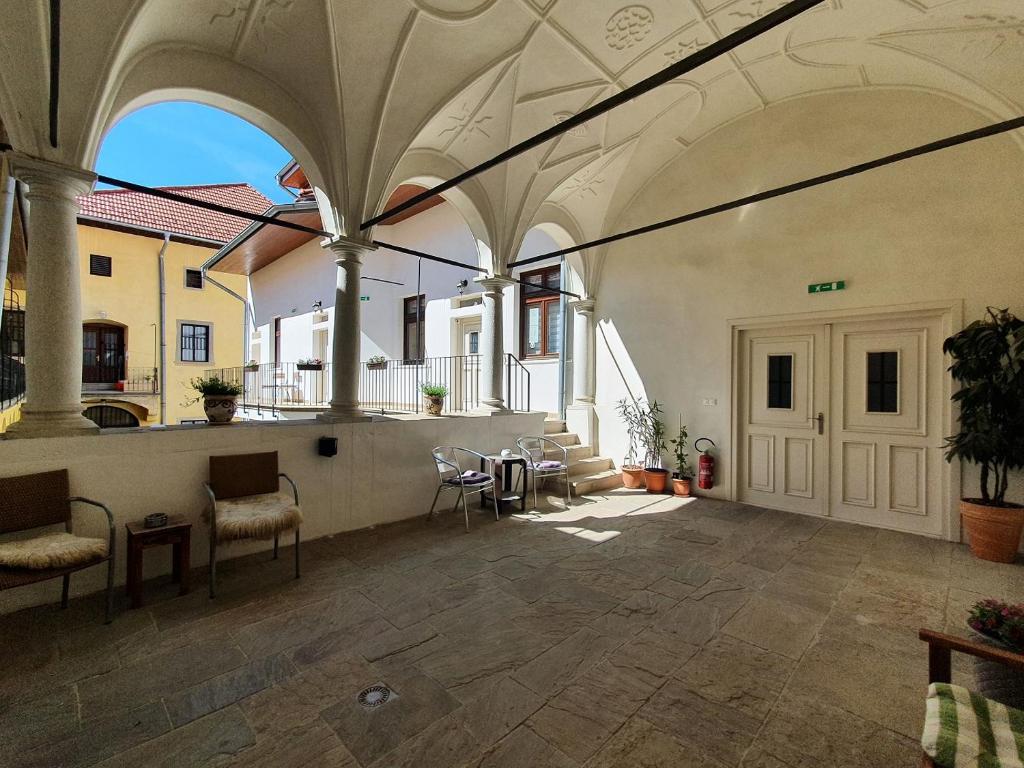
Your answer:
2;491;1023;768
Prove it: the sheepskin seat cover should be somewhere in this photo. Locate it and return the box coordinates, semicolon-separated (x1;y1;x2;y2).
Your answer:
0;532;107;569
212;491;302;542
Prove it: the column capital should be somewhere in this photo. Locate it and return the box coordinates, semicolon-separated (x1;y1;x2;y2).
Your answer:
321;235;377;263
474;274;516;294
569;298;596;313
7;152;95;201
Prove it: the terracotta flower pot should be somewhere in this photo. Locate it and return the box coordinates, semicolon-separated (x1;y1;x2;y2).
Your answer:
961;499;1024;563
621;465;644;489
424;396;444;416
643;468;669;494
673;477;691;497
203;395;237;424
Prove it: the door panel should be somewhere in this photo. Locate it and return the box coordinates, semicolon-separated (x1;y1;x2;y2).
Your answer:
738;326;827;515
829;317;944;535
82;324;124;383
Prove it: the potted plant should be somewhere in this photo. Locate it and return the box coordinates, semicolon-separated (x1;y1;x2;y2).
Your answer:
670;417;693;497
186;376;242;424
367;355;388;371
615;398;645;489
297;357;323;371
244;359;259;372
944;307;1024;562
421;382;448;416
966;598;1024;708
639;399;669;494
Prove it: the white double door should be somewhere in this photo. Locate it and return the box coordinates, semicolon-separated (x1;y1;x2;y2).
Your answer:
737;312;946;536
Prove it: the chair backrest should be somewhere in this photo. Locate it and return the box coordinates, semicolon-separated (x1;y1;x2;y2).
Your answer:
209;452;279;500
0;469;71;534
517;436;561;464
431;446;462;482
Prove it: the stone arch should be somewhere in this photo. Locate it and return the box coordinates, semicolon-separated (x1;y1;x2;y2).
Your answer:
527;205;590;298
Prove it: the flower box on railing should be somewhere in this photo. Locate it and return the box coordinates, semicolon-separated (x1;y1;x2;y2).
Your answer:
297;363;323;371
244;364;259;372
366;361;388;371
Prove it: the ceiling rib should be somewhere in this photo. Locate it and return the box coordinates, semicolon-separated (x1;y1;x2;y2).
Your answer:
508;116;1024;268
360;0;825;230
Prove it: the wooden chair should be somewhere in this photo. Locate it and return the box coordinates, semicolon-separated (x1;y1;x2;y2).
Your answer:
203;452;301;598
918;628;1024;767
0;469;115;623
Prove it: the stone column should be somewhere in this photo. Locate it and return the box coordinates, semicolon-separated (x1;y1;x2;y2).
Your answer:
475;275;515;413
5;154;99;438
566;298;597;447
318;236;375;422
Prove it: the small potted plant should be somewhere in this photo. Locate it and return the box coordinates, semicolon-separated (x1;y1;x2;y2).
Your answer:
670;417;693;497
615;398;645;489
421;382;448;416
639;400;669;494
297;357;323;371
966;598;1024;708
244;359;259;372
186;376;242;424
367;355;388;371
944;307;1024;562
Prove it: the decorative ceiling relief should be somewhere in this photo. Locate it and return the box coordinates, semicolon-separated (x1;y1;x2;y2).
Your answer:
605;6;655;50
563;172;606;200
961;14;1024;59
439;103;494;144
554;111;589;138
413;0;501;22
664;36;709;63
209;0;295;50
714;0;789;35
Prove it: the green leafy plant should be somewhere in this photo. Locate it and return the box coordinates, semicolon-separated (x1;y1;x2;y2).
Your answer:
639;400;666;470
421;382;448;398
968;599;1024;652
184;376;242;406
615;398;642;468
368;355;387;365
244;359;258;368
943;308;1024;506
670;417;692;479
297;357;322;366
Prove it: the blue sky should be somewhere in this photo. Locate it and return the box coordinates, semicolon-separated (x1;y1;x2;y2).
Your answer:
95;102;294;203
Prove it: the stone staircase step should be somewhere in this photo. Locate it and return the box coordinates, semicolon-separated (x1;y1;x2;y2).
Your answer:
545;431;580;447
567;455;614;474
545;444;593;463
557;468;623;496
543;419;567;435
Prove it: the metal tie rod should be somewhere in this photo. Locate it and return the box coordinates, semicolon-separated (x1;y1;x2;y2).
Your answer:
360;0;824;230
508;116;1024;268
376;240;580;299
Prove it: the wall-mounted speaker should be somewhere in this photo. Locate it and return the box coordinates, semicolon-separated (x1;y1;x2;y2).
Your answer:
318;436;338;457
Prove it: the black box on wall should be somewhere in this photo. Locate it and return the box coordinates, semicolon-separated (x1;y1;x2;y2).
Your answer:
318;436;338;457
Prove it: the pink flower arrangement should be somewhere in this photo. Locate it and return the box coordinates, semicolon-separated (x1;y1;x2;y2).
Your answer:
968;599;1024;652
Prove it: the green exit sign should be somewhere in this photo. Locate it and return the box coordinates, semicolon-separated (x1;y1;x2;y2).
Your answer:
360;295;371;302
808;280;845;294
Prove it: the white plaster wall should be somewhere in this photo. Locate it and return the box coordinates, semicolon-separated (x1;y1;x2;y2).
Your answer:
594;90;1024;522
0;411;544;614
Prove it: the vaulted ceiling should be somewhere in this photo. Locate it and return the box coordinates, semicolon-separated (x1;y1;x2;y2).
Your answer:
1;0;1021;283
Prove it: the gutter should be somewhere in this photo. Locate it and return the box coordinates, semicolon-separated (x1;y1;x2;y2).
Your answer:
201;200;320;274
77;215;225;248
203;270;256;368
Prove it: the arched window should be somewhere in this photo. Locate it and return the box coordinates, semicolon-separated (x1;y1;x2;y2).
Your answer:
83;405;140;429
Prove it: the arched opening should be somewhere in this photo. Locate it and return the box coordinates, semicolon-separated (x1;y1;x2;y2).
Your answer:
83;404;141;429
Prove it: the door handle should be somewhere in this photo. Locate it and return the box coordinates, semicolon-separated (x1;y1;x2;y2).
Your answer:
815;412;824;435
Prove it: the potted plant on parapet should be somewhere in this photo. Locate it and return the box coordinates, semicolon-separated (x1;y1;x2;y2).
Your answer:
944;307;1024;562
615;398;645;489
421;383;448;416
367;355;388;371
639;400;669;494
297;357;323;371
244;359;259;372
187;376;243;424
966;598;1024;708
670;417;693;497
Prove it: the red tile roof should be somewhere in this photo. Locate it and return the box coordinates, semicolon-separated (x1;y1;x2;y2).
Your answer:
77;183;273;244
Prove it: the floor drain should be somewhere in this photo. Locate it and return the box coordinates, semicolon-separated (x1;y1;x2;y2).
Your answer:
358;684;393;709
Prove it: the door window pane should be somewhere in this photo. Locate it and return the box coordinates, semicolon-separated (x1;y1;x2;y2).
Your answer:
767;354;793;409
867;351;899;413
468;331;479;355
525;305;542;356
546;301;561;355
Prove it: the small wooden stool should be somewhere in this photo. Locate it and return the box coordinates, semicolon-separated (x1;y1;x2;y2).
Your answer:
125;517;191;609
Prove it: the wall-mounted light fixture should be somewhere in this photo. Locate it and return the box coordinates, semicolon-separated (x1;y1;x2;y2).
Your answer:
312;300;323;311
456;279;468;295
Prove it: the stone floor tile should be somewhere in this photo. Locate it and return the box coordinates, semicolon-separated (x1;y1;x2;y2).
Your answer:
0;686;79;759
457;676;545;747
689;579;753;623
220;720;358;767
583;716;727;768
512;627;622;697
92;705;254;768
722;594;827;659
639;679;762;766
720;561;775;589
608;627;700;679
477;726;578;768
760;563;846;614
589;590;678;641
675;635;795;720
369;713;483;768
819;585;945;655
654;598;723;646
164;652;295;727
788;542;863;578
648;575;699;601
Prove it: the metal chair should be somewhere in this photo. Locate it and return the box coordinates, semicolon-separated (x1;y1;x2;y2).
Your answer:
516;436;571;508
427;446;500;532
0;469;115;623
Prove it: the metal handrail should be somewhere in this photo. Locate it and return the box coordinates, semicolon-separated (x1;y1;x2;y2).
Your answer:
505;354;530;413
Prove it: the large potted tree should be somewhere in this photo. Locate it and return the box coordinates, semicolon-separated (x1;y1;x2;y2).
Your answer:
615;398;645;489
944;307;1024;562
187;376;243;424
639;400;669;494
670;416;693;497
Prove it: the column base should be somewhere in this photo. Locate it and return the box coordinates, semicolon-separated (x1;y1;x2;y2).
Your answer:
566;403;597;449
5;407;101;439
316;409;372;424
473;400;510;416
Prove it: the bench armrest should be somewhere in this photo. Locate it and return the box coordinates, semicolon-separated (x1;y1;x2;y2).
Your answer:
919;628;1024;683
279;473;298;505
69;496;115;556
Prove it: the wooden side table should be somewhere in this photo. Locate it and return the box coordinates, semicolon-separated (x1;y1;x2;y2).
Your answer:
125;517;192;609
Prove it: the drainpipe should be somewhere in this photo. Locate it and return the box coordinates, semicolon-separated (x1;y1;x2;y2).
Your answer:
157;233;169;423
0;165;16;338
203;270;255;367
557;255;568;419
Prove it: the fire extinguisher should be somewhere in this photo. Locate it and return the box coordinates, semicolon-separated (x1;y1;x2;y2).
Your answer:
695;438;716;491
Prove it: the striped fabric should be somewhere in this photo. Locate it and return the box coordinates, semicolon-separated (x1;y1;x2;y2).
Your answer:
923;683;1024;767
